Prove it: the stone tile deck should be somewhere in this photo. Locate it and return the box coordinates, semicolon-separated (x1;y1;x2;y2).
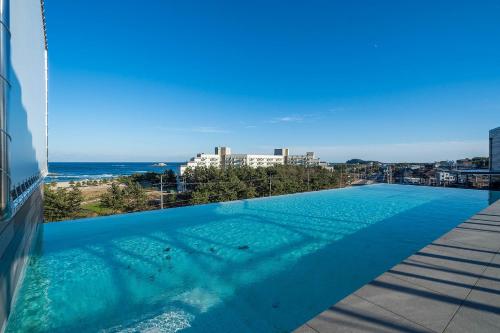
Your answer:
294;199;500;333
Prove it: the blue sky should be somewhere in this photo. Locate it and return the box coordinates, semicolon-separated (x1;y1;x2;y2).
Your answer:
46;0;500;162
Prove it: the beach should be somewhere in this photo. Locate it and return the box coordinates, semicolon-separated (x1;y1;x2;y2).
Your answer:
46;162;182;183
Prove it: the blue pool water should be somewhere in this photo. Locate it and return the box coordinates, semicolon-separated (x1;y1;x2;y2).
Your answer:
7;185;492;332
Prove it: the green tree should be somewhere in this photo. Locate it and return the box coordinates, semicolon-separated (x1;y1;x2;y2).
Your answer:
99;181;148;212
44;185;67;221
100;183;125;212
181;164;341;206
44;185;84;222
123;180;148;211
67;186;83;215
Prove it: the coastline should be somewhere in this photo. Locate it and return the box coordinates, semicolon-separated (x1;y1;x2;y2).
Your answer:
46;161;183;183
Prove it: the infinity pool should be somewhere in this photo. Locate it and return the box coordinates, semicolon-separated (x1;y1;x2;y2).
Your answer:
6;185;491;332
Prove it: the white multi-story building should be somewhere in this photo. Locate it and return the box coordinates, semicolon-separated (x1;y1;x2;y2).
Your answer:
180;147;327;174
180;153;221;175
225;154;284;168
436;171;456;184
287;151;327;167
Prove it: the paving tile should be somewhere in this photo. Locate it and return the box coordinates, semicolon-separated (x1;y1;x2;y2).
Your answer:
387;260;478;299
431;237;499;256
466;216;500;225
438;228;500;251
475;210;500;219
462;218;500;228
455;224;500;235
444;311;500;333
354;273;460;332
423;242;496;263
293;324;319;333
444;255;500;333
467;253;500;308
303;294;432;333
403;243;493;279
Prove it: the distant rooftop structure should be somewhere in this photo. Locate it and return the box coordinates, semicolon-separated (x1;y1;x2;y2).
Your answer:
490;127;500;172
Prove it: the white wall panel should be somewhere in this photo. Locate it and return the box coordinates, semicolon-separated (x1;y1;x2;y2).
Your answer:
8;0;48;187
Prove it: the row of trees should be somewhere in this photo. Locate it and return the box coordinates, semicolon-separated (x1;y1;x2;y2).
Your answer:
44;169;178;222
44;166;344;221
44;180;150;222
179;165;343;205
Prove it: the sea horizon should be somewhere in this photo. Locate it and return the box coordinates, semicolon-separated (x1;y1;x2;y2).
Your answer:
46;161;185;183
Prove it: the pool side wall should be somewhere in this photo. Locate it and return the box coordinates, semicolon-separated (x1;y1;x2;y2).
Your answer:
0;186;43;333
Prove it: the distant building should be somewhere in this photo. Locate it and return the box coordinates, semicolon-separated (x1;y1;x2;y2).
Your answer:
180;147;328;174
180;153;221;175
490;127;500;189
225;153;284;168
287;151;327;167
434;160;454;169
215;146;231;157
490;127;500;172
403;177;421;184
181;147;284;174
274;148;289;158
456;158;473;169
436;171;456;185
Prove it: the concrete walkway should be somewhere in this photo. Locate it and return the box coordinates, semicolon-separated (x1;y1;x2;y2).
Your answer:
294;199;500;333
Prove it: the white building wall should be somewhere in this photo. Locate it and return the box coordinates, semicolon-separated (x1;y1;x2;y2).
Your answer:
8;0;48;187
245;154;284;167
436;171;456;183
180;153;220;174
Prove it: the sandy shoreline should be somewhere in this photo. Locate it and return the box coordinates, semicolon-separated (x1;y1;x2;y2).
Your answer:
45;180;162;205
47;180;110;189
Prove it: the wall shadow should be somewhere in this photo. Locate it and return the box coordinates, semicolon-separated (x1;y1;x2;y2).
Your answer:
1;67;45;332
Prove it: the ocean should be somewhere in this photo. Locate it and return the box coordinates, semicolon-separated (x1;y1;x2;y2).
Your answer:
46;162;184;183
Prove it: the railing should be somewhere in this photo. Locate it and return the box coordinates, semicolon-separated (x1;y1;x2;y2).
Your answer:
0;0;10;220
10;173;44;217
0;164;11;218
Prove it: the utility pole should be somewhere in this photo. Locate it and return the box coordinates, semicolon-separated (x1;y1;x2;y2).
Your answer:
269;175;272;196
160;174;164;209
307;167;310;191
340;164;343;188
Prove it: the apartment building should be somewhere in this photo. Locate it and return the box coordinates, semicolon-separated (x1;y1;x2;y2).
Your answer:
287;151;328;167
179;153;221;175
0;1;48;331
225;153;284;168
180;147;326;174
